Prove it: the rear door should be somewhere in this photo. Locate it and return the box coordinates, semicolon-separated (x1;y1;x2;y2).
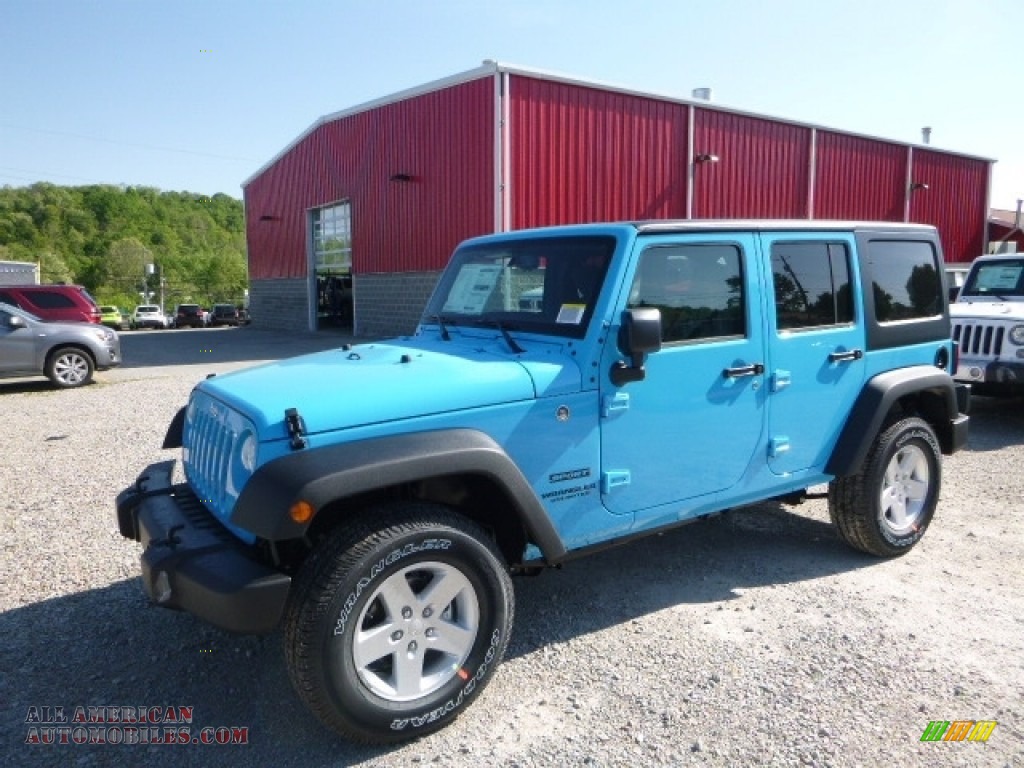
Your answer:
761;233;866;474
599;233;767;518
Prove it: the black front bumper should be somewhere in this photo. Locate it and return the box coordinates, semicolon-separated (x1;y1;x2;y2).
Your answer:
116;460;290;634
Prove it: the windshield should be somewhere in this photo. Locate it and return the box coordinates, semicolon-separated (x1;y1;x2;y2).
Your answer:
961;260;1024;298
424;236;616;339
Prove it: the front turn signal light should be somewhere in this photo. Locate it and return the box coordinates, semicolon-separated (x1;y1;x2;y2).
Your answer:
289;500;314;524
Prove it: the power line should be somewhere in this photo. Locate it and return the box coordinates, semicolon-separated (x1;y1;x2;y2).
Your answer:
0;122;260;163
0;166;109;184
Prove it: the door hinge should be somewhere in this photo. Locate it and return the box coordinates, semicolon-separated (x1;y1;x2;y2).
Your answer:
602;470;631;493
601;392;630;417
771;370;791;392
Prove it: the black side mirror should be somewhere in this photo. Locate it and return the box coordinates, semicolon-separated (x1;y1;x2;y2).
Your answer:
948;286;960;302
8;315;27;329
611;307;662;386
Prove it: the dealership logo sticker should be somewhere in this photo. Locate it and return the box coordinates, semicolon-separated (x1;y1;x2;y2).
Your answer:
24;705;249;746
919;720;997;742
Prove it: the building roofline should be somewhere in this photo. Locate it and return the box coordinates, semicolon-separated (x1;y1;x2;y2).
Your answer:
241;60;995;190
241;62;499;188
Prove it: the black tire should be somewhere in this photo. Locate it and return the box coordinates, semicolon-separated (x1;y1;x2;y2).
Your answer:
284;504;514;744
828;416;941;557
45;347;95;388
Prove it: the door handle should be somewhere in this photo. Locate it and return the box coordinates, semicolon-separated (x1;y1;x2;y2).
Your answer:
828;349;863;363
723;363;765;378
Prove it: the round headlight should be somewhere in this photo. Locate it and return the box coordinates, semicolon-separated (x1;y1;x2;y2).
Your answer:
240;432;257;472
1009;325;1024;346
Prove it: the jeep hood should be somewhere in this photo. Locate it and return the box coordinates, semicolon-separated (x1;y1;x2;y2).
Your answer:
951;301;1024;320
198;341;543;439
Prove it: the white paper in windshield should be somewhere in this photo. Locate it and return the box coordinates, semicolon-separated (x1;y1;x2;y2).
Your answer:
443;264;501;314
975;266;1023;292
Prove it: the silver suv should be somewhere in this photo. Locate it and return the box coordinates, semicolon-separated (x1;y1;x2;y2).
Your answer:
0;303;121;388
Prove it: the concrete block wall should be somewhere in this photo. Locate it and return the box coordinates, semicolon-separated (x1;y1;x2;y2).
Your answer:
354;271;442;337
249;278;310;332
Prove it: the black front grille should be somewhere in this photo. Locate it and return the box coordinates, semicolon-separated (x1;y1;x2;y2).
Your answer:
953;323;1004;357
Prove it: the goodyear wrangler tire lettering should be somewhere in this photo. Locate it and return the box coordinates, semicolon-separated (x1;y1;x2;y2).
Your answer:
828;417;941;557
283;504;513;745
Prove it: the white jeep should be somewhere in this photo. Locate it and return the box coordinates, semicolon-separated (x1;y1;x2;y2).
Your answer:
951;253;1024;395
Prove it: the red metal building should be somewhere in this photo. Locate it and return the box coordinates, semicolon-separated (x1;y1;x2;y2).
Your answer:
242;62;992;335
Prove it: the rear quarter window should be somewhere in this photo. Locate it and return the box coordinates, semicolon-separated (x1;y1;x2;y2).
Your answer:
856;233;950;351
23;291;76;309
868;241;942;322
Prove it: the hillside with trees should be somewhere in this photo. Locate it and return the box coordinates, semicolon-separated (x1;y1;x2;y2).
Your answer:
0;183;247;310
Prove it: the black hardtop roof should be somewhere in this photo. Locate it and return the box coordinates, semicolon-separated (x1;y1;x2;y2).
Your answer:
632;219;937;235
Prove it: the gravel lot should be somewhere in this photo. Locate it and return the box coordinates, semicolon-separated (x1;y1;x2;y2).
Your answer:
2;326;1022;767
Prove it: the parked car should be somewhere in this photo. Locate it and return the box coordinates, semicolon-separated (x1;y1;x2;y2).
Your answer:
209;303;240;327
0;284;101;324
133;305;168;329
174;304;206;329
0;302;121;388
98;305;129;330
951;253;1024;396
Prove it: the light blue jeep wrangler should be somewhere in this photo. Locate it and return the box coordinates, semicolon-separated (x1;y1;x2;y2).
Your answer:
117;220;969;744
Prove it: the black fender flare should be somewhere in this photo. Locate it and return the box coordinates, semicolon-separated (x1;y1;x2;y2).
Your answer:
231;428;567;563
826;366;964;477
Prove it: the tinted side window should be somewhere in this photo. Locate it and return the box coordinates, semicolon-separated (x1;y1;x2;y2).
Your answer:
0;291;19;307
868;241;941;322
772;242;852;331
25;291;76;309
629;244;745;343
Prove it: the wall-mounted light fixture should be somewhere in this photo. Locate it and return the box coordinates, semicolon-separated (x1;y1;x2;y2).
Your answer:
259;214;280;222
390;173;414;182
695;153;720;164
910;182;930;192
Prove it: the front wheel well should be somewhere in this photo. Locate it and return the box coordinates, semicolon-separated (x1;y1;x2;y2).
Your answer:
298;473;530;569
45;344;97;368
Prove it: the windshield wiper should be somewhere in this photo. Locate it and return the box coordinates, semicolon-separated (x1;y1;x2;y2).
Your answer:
475;319;526;354
430;314;452;341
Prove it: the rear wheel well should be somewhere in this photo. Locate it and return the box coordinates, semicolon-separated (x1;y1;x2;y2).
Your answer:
887;387;954;448
286;473;529;572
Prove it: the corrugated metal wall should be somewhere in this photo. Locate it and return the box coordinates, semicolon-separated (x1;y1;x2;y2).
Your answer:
509;77;689;228
244;78;495;279
908;149;989;263
692;109;811;219
246;66;992;287
814;132;907;221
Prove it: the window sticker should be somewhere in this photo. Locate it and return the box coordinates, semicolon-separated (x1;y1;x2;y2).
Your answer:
556;303;586;324
442;264;502;314
976;266;1023;291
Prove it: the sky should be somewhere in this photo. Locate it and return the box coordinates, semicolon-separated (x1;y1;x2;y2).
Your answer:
1;0;1021;211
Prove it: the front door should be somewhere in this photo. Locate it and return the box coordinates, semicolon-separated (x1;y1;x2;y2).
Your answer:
0;307;36;374
599;234;767;519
